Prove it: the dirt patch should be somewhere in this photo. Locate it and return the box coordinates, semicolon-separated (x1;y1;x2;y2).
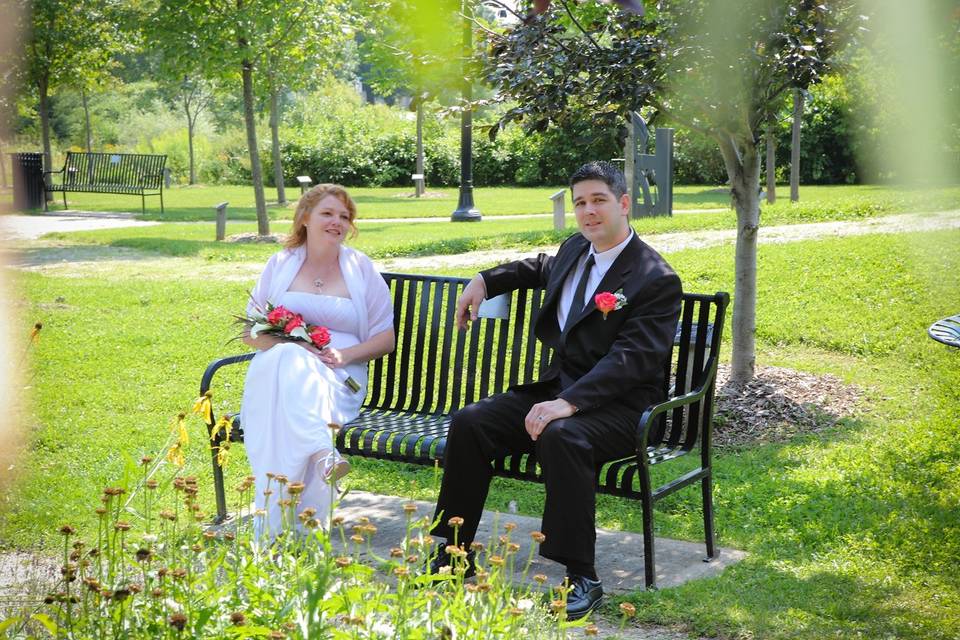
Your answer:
713;364;864;448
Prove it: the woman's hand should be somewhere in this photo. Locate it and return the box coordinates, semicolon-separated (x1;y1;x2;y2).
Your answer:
317;346;351;368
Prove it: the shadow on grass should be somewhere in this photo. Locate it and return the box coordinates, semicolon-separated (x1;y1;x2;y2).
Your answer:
7;244;164;268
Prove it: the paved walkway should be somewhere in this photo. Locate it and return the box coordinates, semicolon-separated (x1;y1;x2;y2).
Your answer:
265;490;734;638
0;210;159;240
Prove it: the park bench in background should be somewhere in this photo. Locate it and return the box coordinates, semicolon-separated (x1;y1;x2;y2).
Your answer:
44;151;167;214
199;273;729;589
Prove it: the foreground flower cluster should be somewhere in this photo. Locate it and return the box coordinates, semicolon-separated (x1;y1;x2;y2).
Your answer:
3;452;636;638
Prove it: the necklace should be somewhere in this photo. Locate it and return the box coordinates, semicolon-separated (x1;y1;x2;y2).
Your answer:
312;277;324;292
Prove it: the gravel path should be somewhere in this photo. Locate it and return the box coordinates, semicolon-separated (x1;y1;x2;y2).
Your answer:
3;210;958;280
380;209;960;272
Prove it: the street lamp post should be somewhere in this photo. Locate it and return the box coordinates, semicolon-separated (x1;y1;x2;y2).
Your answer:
451;0;481;222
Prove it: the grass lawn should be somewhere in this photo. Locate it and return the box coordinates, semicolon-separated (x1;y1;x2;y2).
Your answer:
7;183;960;222
4;229;960;638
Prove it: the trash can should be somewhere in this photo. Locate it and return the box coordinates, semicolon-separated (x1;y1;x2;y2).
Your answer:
10;152;45;210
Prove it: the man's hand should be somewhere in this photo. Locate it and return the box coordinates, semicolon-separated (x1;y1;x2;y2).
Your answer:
524;398;577;441
455;275;487;330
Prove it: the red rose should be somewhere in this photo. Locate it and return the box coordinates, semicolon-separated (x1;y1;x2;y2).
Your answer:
267;305;293;325
283;314;305;333
308;326;331;348
594;292;618;314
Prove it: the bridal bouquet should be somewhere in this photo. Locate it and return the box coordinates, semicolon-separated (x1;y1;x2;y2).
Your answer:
238;301;361;393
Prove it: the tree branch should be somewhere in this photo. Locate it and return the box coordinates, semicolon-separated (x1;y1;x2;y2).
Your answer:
557;0;602;51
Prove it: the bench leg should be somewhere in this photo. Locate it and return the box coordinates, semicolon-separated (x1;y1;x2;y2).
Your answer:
211;442;228;523
63;191;67;210
702;472;717;561
638;461;657;590
141;193;146;215
160;188;164;214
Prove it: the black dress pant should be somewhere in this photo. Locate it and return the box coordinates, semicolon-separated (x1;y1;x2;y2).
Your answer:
431;381;639;569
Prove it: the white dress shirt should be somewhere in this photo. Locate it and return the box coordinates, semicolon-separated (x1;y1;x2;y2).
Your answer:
556;230;635;330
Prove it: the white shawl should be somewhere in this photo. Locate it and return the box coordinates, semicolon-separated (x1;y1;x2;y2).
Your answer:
248;244;393;345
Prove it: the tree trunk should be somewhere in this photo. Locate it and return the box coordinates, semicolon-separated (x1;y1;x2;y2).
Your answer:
269;85;286;206
38;78;53;201
790;90;803;202
416;99;424;196
81;88;93;154
241;61;270;236
184;93;196;185
717;134;761;385
0;142;7;188
765;123;776;204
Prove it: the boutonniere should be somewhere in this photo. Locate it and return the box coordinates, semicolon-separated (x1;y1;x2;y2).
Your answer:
594;289;628;319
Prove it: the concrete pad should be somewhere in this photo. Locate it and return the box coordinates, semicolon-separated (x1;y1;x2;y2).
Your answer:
328;490;745;594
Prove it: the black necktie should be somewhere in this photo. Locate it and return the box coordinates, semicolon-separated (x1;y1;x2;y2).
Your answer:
565;253;595;331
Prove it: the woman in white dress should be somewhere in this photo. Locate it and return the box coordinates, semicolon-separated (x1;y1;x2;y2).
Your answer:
241;184;395;538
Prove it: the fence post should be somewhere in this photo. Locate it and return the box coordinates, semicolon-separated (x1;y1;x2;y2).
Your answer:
549;189;566;231
215;202;228;241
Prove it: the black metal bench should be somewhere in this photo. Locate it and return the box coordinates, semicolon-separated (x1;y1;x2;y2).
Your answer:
200;272;729;588
44;151;167;214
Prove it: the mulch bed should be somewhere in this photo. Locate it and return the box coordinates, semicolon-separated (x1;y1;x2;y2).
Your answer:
226;232;285;244
712;364;864;448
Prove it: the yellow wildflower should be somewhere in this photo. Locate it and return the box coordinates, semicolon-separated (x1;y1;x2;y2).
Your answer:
192;391;213;424
171;413;189;447
166;442;185;468
216;442;231;468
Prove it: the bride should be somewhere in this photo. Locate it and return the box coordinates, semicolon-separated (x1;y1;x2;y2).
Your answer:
241;184;395;538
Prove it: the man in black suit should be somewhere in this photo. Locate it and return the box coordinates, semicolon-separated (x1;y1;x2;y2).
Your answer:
430;161;682;619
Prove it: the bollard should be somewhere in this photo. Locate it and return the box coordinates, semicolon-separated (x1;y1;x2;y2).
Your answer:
296;176;312;195
411;173;424;198
214;201;228;241
549;189;566;231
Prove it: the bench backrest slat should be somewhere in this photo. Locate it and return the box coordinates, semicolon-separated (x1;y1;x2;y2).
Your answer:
62;152;166;189
365;274;728;451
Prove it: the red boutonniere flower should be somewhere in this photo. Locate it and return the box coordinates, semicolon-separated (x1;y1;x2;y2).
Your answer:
594;290;628;319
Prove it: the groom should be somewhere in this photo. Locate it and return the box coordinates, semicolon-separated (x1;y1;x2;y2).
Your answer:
429;161;682;619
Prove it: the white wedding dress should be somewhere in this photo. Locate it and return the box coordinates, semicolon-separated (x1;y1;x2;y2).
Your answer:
241;290;367;539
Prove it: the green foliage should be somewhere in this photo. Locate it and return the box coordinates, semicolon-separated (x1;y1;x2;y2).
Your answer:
2;461;569;638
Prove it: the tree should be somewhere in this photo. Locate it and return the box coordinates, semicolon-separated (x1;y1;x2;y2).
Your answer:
480;0;861;384
19;0;125;189
357;0;464;194
258;1;355;206
149;0;351;235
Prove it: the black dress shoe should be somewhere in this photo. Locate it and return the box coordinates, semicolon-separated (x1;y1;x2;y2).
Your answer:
565;574;603;620
427;544;476;579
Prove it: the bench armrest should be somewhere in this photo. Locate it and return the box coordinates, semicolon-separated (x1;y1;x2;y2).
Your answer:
43;168;64;177
199;352;256;397
635;356;720;451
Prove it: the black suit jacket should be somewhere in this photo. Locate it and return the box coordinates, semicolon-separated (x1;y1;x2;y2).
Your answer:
481;232;682;415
